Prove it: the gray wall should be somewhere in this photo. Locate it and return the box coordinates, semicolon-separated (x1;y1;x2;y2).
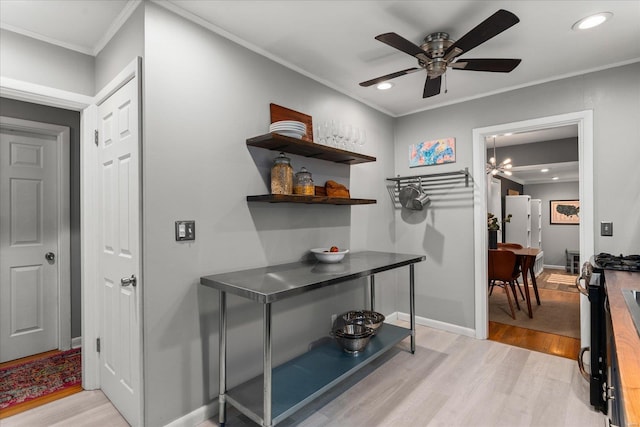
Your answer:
3;5;640;424
0;97;82;338
95;2;144;92
142;4;394;425
525;181;580;267
0;29;95;96
489;137;578;165
395;61;640;330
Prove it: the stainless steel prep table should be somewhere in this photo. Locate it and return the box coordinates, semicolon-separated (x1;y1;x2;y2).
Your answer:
200;250;426;427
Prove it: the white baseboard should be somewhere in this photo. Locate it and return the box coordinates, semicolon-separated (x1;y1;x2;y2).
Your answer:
544;264;566;270
164;400;218;427
389;311;476;338
71;337;82;349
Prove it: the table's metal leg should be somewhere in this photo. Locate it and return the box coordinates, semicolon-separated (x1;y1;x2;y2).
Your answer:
409;264;416;354
263;303;272;427
219;291;227;426
370;275;375;311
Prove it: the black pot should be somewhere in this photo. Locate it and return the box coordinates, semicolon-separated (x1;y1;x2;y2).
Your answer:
488;229;498;249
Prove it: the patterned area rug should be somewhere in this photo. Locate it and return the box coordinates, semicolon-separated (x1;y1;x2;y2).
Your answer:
547;273;579;286
489;287;580;338
0;348;81;412
536;269;579;293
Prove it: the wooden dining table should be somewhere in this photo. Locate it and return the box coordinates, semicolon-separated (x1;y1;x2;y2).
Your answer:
496;246;541;318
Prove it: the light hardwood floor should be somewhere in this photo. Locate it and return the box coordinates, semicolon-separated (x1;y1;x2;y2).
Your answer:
3;323;604;427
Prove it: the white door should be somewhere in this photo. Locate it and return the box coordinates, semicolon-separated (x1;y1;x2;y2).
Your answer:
97;76;141;426
0;129;59;363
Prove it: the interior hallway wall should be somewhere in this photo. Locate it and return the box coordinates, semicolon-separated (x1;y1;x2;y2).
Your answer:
142;4;394;425
525;181;580;266
394;61;640;330
0;29;95;96
95;2;144;93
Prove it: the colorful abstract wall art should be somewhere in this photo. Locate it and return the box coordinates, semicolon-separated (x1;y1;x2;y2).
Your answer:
409;138;456;167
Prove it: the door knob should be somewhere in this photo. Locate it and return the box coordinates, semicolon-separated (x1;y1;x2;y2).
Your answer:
45;252;56;262
121;274;137;287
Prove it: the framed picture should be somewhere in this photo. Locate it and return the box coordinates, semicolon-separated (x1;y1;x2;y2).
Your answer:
409;137;455;167
550;200;580;225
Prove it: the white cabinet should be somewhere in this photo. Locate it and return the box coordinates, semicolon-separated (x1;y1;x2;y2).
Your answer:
506;195;544;275
530;199;542;249
505;195;531;247
530;199;544;275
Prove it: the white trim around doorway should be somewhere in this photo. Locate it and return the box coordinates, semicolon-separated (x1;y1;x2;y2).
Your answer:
1;60;144;408
472;111;594;344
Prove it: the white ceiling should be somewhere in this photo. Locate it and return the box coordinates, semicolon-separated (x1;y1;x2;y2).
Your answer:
487;125;579;184
488;124;578;147
0;0;136;55
1;1;639;117
0;0;632;184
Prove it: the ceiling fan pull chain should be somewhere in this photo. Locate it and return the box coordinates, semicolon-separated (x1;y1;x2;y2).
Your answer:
444;72;448;94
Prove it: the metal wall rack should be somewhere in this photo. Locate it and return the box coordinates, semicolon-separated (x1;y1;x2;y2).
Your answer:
386;168;470;208
386;167;469;189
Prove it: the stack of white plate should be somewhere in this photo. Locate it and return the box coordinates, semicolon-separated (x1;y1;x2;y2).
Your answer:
269;121;306;139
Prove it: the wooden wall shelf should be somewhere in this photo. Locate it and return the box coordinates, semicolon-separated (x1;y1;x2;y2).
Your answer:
247;194;376;205
247;133;376;165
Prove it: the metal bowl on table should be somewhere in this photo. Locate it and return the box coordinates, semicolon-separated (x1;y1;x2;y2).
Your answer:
342;310;386;334
333;324;375;355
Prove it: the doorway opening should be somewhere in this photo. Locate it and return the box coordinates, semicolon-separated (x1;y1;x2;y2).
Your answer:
0;57;143;425
0;111;77;417
484;126;582;358
472;110;594;350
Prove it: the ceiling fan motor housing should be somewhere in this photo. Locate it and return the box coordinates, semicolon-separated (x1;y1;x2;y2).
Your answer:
360;9;521;98
420;32;454;77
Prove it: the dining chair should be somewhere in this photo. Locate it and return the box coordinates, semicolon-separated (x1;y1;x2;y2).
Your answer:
497;242;526;301
488;249;521;319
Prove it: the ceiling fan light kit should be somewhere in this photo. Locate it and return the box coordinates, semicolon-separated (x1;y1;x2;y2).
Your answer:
360;9;522;98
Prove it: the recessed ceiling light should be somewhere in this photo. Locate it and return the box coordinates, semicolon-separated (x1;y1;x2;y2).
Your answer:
541;168;549;173
572;12;612;30
503;133;513;136
376;82;394;90
552;176;559;180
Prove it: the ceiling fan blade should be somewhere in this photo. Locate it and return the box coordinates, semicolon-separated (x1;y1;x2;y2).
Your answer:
450;58;521;72
445;9;519;57
423;75;441;98
375;32;427;58
359;67;422;87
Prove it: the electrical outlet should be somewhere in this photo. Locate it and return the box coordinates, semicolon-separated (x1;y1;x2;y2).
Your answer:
175;220;195;241
601;221;613;236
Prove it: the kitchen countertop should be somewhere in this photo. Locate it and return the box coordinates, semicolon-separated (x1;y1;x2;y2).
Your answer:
606;270;640;426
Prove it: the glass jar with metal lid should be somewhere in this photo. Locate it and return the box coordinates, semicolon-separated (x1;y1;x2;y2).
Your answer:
270;152;293;195
294;166;314;195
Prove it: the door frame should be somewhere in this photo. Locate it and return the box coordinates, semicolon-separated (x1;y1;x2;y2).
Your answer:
0;59;143;412
0;115;71;354
472;110;594;345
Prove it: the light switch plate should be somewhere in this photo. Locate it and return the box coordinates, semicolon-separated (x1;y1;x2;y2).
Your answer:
601;221;613;236
175;220;195;241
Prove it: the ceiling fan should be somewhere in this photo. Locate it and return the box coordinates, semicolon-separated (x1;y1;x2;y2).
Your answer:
359;9;522;98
